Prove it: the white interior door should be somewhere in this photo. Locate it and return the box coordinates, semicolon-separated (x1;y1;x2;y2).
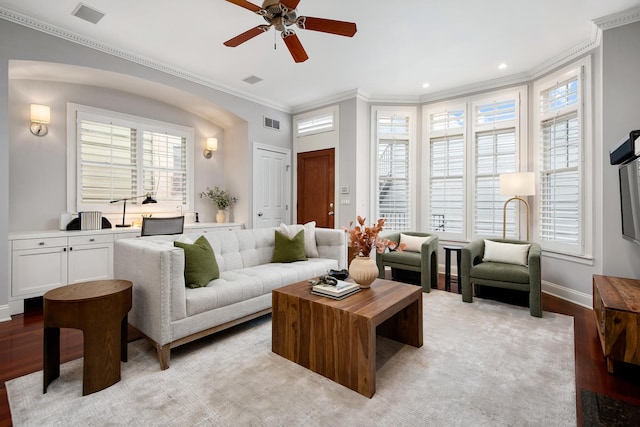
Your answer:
253;143;290;228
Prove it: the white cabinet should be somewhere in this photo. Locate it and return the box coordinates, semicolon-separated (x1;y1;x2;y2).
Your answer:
67;234;113;284
11;234;113;301
11;237;68;298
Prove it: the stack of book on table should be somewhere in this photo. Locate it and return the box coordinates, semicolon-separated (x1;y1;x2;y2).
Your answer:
311;280;360;300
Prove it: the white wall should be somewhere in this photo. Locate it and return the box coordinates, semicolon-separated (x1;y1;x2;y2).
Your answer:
602;21;640;279
9;79;228;229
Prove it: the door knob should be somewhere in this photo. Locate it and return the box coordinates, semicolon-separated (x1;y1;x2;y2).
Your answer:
258;212;264;217
328;211;334;216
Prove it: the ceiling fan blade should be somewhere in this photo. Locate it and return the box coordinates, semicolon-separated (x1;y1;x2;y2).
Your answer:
224;25;270;47
280;0;301;9
296;16;357;37
225;0;262;13
281;31;308;63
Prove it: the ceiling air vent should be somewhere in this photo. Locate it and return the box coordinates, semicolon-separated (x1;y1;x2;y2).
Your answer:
243;75;263;85
71;3;105;24
264;117;280;131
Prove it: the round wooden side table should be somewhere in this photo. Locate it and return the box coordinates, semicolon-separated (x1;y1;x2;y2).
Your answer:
43;279;132;396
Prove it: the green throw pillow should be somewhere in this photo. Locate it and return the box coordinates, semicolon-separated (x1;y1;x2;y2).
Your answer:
174;235;219;288
272;230;307;263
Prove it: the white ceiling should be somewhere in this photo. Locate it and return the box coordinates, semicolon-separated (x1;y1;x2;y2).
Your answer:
2;0;640;112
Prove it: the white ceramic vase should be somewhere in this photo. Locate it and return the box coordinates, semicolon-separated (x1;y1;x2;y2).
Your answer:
348;255;379;289
216;209;226;223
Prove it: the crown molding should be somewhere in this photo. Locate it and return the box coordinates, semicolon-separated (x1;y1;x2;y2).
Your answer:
291;89;371;114
594;6;640;30
0;7;291;114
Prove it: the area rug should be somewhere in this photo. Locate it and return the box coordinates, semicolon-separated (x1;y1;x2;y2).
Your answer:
581;389;640;426
6;290;576;426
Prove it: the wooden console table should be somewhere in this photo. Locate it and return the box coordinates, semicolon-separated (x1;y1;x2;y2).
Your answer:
592;274;640;373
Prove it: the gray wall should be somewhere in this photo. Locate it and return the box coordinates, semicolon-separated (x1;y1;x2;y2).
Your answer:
602;21;640;279
0;19;292;317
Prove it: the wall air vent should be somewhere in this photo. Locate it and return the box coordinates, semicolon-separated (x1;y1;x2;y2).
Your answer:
71;3;105;24
264;117;280;130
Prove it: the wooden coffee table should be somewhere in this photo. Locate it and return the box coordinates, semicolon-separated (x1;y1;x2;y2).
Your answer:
272;279;423;398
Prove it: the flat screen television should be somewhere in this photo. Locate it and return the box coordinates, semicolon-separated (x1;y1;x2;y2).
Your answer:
619;157;640;244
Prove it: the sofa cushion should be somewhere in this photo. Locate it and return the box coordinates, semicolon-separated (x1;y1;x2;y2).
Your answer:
278;222;319;258
400;233;430;252
272;230;307;263
174;236;219;288
470;261;530;284
483;240;530;266
380;250;422;267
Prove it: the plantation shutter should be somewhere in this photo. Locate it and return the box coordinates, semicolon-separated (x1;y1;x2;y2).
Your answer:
143;131;187;204
377;113;410;230
538;76;581;246
428;108;465;235
473;99;517;237
296;113;334;136
79;117;138;204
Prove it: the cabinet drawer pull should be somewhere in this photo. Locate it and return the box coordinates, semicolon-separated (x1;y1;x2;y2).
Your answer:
63;248;67;252
89;238;95;242
39;242;45;246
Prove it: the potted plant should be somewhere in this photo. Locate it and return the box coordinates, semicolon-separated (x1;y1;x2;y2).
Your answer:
199;186;238;223
344;216;404;288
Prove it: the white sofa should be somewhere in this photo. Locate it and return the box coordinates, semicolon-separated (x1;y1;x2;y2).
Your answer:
114;226;346;369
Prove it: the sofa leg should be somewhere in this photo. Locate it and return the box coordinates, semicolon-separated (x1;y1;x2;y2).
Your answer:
157;344;170;370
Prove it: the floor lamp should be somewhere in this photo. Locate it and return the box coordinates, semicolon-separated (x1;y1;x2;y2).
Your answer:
110;193;157;227
499;172;535;240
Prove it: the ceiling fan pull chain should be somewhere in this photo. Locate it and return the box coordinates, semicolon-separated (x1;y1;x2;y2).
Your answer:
274;30;277;50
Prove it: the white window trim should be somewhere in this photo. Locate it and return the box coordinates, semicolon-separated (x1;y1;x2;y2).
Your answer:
371;105;417;231
423;101;468;241
294;105;337;138
532;56;592;257
66;102;195;214
423;86;528;242
470;88;528;240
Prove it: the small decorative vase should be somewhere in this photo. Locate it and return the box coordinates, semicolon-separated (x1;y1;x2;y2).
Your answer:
216;209;226;223
348;256;379;289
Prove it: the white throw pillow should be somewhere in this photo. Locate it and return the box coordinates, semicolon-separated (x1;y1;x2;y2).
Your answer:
278;222;319;258
400;233;430;252
482;240;531;266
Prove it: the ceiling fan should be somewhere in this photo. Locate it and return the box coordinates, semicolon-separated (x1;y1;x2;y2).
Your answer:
223;0;357;63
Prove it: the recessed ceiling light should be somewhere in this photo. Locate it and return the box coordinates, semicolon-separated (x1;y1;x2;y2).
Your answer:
422;82;430;88
498;63;508;70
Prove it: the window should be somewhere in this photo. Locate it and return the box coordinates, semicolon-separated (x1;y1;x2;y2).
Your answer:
533;57;591;256
295;110;335;137
426;106;466;238
425;88;526;241
472;98;518;238
374;108;416;231
69;104;193;213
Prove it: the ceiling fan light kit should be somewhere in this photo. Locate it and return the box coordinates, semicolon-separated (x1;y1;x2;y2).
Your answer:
224;0;357;63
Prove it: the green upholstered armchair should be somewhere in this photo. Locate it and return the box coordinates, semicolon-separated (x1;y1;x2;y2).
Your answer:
376;232;439;293
461;238;542;317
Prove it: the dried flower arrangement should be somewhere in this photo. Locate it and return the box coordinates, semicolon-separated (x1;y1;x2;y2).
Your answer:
344;216;405;257
199;186;238;210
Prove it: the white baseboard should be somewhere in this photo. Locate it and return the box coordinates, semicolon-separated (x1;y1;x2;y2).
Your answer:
0;304;12;322
542;280;592;309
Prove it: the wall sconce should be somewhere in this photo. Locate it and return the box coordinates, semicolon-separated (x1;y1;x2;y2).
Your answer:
30;104;51;136
500;172;535;240
203;137;218;159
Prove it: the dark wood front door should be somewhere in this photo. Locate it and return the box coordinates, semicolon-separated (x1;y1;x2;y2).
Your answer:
297;148;335;228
